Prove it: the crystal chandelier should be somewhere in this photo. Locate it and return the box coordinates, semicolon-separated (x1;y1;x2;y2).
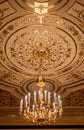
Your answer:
19;75;63;125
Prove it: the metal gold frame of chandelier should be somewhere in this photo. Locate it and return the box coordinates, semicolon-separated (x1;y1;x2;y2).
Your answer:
19;76;63;125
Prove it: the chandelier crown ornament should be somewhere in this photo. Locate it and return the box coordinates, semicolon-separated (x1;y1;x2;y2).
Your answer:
37;75;45;87
19;75;63;125
34;2;48;15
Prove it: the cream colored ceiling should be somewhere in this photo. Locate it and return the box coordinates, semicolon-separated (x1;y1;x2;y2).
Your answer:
0;0;84;99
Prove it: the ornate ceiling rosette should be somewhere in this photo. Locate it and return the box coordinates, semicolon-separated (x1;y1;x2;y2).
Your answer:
0;14;84;78
7;25;74;76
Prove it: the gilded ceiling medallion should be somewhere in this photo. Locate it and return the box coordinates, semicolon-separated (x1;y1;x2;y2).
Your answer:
6;24;75;75
0;14;84;77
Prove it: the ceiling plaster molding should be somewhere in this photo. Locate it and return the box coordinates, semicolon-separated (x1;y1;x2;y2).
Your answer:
59;81;84;98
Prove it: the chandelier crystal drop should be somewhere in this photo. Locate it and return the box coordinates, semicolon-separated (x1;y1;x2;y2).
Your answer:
19;76;63;124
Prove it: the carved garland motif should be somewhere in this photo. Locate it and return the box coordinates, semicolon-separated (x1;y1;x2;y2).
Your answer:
64;71;84;82
0;7;9;27
0;7;9;19
0;69;18;82
63;89;84;106
73;8;84;29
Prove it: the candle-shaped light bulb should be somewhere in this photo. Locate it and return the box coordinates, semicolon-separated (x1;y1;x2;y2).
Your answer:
48;92;50;103
32;104;35;110
54;92;57;103
44;90;47;102
59;100;62;106
25;95;27;107
38;90;40;94
28;92;30;103
53;102;55;109
58;94;61;103
34;91;36;102
49;111;51;119
27;106;30;113
25;95;27;100
20;99;23;111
